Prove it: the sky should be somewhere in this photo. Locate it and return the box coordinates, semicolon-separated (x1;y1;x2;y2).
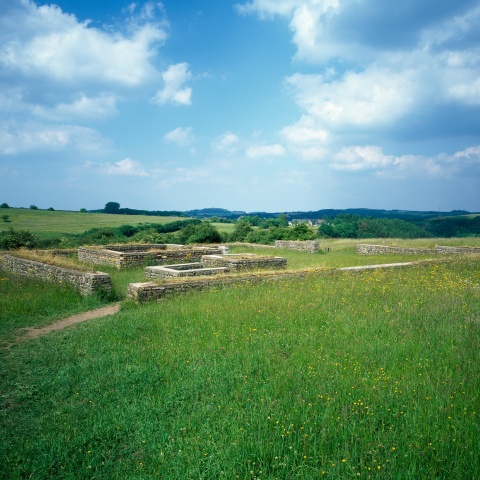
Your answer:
1;0;479;213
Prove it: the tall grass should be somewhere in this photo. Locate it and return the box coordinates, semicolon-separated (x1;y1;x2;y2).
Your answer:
1;258;479;478
0;270;108;345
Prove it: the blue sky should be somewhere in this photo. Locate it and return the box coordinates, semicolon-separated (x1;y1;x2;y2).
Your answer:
1;0;479;213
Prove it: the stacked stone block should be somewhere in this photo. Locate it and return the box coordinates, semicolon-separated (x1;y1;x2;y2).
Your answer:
1;254;111;296
275;240;320;253
201;254;287;270
357;244;480;255
78;244;227;269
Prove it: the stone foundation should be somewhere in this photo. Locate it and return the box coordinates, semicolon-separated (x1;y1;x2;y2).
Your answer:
201;253;287;270
357;244;480;255
275;240;320;253
1;254;111;296
145;263;229;279
126;272;295;302
78;244;227;268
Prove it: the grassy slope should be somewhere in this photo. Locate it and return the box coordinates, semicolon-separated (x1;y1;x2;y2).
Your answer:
0;208;186;239
0;257;479;478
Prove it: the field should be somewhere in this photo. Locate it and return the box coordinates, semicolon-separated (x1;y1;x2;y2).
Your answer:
1;221;480;478
0;208;185;239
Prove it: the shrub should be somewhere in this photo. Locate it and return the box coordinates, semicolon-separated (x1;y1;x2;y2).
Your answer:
0;228;38;249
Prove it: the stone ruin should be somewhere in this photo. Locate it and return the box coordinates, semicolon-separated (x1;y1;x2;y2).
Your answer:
78;244;228;269
144;253;287;280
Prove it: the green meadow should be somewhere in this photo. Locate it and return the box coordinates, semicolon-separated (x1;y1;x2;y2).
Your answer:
1;208;185;239
1;233;480;478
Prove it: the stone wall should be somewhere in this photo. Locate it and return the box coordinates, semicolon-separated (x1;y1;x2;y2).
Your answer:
357;244;480;255
435;245;480;254
1;254;111;296
126;271;304;302
144;263;228;279
275;240;319;253
78;244;227;269
356;244;436;255
201;254;287;270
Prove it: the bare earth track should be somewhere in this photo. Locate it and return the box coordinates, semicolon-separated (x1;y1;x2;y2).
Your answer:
15;303;121;344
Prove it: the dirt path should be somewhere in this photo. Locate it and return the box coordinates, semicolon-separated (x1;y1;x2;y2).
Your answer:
14;302;121;344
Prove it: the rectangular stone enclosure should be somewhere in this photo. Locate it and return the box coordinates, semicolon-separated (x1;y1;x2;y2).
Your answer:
201;253;287;270
78;244;227;268
1;254;111;296
145;263;229;279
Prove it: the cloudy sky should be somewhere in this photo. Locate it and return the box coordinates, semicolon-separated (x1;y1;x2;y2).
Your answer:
1;0;479;213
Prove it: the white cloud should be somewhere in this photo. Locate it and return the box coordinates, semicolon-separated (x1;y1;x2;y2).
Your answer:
332;145;396;171
246;143;285;158
332;144;480;177
0;121;110;155
153;62;192;105
33;94;119;121
164;127;195;147
235;0;297;18
286;67;417;129
212;131;240;155
105;158;148;177
0;1;167;88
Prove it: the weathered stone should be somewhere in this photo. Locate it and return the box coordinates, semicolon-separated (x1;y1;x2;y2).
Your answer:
145;263;229;279
275;240;319;253
78;244;228;269
1;254;111;296
357;244;480;255
201;253;287;270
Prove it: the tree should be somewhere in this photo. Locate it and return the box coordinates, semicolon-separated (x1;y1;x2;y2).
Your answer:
80;208;87;213
230;219;253;242
178;222;222;244
30;205;38;210
47;207;54;211
0;203;9;208
104;202;120;214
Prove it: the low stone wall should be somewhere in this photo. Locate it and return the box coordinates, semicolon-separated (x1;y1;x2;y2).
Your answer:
78;244;227;269
201;254;287;270
1;254;111;296
275;240;319;253
127;271;301;302
356;244;436;255
357;244;480;255
435;245;480;254
228;242;276;250
145;263;229;279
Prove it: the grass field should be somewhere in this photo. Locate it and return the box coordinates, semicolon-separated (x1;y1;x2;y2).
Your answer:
0;208;186;239
1;237;479;478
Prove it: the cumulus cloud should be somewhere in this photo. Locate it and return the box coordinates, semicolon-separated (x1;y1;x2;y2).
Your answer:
285;67;418;129
332;144;480;177
153;63;192;105
105;158;149;177
164;127;195;147
238;0;480;181
212;131;240;155
0;0;190;160
0;1;167;90
246;143;285;158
